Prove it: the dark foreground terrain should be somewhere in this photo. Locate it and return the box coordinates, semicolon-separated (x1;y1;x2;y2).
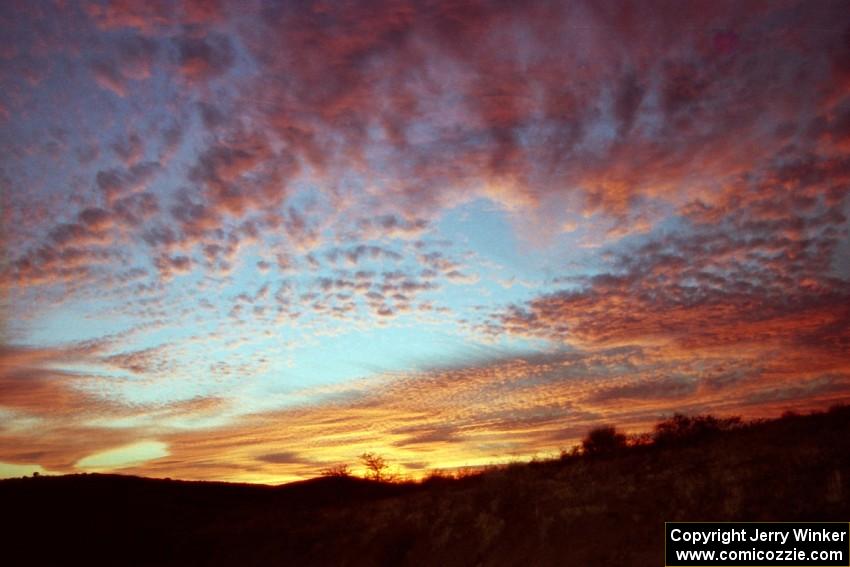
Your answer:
2;407;849;566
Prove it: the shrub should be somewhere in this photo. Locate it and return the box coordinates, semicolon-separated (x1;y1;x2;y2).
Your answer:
627;432;653;447
320;463;352;477
421;469;453;486
359;452;389;481
581;426;627;455
559;446;582;461
652;413;741;446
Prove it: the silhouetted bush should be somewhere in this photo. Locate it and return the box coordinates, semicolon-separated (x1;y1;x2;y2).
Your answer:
627;432;653;447
828;403;849;415
559;446;582;462
581;426;627;455
652;413;741;446
320;463;352;477
360;452;390;481
421;469;453;487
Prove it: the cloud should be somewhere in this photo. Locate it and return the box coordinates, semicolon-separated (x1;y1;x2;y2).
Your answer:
0;367;103;417
153;254;193;280
255;451;304;465
3;0;850;483
90;34;159;96
351;215;429;241
12;0;849;290
76;440;169;471
0;342;234;475
4;333;847;482
587;377;698;404
324;244;402;267
96;162;160;204
171;32;234;82
87;0;173;32
103;345;173;375
91;59;129;96
0;342;123;417
231;0;846;228
113;192;160;227
112;132;144;165
86;0;224;32
98;342;847;482
188;132;289;216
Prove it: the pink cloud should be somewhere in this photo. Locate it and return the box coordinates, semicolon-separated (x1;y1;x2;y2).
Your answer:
172;32;234;82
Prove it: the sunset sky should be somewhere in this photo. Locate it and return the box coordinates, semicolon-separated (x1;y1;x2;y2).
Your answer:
1;0;849;483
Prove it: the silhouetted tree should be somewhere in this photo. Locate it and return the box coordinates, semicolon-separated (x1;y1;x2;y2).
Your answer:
653;413;741;446
320;463;352;477
359;452;389;481
581;426;627;455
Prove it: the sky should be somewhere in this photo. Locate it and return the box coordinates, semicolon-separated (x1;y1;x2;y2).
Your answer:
1;0;849;483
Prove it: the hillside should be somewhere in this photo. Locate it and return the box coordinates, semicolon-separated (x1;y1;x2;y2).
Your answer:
2;407;849;566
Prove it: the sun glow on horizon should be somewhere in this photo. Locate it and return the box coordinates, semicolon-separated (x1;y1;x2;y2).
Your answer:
76;441;170;472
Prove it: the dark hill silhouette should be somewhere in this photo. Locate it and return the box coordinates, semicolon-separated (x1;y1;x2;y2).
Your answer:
2;406;849;566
